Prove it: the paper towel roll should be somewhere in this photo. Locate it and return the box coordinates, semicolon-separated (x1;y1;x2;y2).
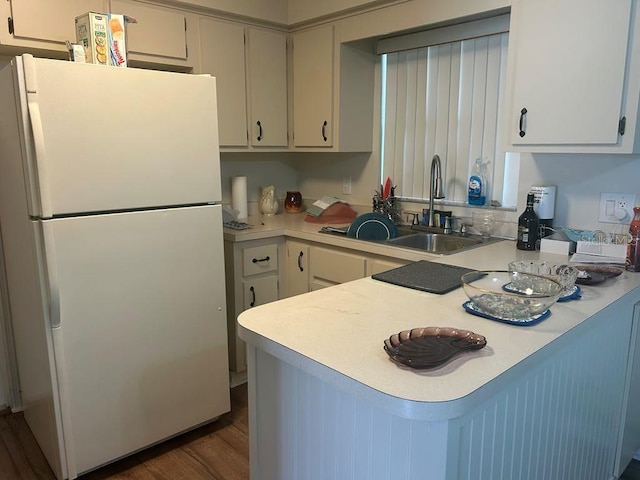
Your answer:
232;176;248;220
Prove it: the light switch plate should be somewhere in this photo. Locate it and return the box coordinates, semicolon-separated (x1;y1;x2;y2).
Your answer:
598;193;636;223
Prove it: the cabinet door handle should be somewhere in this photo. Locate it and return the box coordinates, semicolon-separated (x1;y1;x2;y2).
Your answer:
252;256;270;263
297;251;304;272
322;120;328;142
256;120;263;141
519;108;527;137
249;286;255;307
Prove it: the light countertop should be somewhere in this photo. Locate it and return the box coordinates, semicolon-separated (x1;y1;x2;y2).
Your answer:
224;211;493;263
234;212;640;420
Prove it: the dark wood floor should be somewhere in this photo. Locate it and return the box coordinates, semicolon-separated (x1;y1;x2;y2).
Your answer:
1;381;640;479
0;383;249;480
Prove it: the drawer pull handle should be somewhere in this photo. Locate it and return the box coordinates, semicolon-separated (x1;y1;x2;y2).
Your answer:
518;107;527;137
252;256;270;264
322;120;328;142
297;251;304;272
250;286;255;307
257;120;263;141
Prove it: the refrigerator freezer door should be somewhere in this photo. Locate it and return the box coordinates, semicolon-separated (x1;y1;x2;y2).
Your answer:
18;55;221;218
40;205;229;476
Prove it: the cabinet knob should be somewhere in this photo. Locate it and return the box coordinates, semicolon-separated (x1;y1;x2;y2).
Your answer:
519;108;527;137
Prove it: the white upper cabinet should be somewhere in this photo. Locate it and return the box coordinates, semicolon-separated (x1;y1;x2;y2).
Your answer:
292;25;375;151
0;0;193;69
110;1;187;60
292;25;335;148
199;18;248;147
0;0;107;54
505;0;640;153
199;20;288;149
247;29;288;147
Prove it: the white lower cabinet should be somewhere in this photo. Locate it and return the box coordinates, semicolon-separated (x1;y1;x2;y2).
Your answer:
310;246;366;290
228;237;408;370
242;276;278;310
284;239;408;296
224;238;282;372
284;240;310;298
366;257;407;276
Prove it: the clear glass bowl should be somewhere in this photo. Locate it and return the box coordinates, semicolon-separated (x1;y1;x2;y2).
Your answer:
507;261;579;294
461;270;563;319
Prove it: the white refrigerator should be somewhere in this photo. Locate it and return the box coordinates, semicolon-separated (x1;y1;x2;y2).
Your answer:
0;55;230;479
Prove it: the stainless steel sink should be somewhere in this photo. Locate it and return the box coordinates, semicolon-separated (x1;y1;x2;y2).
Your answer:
385;232;498;255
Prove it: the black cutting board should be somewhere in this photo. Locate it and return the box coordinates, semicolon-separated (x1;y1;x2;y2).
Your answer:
372;260;475;294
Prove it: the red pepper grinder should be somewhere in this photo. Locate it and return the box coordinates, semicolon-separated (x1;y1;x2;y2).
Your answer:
626;206;640;272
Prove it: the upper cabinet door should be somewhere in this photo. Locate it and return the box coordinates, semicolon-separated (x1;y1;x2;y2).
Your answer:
110;1;187;60
506;0;632;150
247;29;288;147
292;25;334;147
199;18;248;147
8;0;106;43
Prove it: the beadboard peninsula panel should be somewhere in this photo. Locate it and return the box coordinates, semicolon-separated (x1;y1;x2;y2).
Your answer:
245;306;633;480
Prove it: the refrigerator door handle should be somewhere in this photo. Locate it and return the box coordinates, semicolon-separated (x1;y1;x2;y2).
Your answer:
50;326;77;479
26;99;53;218
40;223;61;329
23;56;53;218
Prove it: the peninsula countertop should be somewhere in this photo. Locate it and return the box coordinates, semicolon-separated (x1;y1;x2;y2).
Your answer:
238;235;640;420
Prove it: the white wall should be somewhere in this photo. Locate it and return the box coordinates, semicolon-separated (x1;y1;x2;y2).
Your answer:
518;153;640;233
159;0;288;24
224;149;640;239
220;153;299;214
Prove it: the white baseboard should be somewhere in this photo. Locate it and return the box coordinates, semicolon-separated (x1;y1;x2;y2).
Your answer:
230;370;247;389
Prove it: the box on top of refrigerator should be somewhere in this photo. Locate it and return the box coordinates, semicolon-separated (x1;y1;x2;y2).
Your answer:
75;12;109;66
108;14;127;67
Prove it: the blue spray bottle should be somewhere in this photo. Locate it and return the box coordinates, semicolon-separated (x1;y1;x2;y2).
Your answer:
468;158;486;205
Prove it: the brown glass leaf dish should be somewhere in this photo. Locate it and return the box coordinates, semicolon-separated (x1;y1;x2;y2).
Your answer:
574;264;623;278
383;326;487;369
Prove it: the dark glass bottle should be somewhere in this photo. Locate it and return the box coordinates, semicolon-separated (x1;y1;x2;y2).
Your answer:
626;206;640;272
517;193;539;250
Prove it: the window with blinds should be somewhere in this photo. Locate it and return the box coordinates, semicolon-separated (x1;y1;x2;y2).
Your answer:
379;15;516;207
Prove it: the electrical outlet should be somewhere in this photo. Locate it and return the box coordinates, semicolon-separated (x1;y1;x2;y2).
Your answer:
598;193;636;223
342;176;352;195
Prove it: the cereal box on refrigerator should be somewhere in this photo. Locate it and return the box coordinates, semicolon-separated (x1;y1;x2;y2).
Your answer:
75;13;109;66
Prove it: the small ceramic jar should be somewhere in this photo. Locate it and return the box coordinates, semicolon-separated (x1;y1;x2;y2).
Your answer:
284;191;303;213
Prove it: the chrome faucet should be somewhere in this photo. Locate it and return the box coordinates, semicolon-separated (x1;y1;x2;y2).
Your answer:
428;154;444;227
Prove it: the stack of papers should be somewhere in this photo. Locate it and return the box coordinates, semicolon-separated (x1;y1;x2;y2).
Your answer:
306;196;346;217
569;253;625;265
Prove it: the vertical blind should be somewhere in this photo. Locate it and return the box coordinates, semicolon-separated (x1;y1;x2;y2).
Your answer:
380;30;509;205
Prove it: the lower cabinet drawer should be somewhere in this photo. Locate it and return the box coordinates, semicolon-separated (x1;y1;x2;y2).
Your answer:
311;247;366;284
243;243;278;276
